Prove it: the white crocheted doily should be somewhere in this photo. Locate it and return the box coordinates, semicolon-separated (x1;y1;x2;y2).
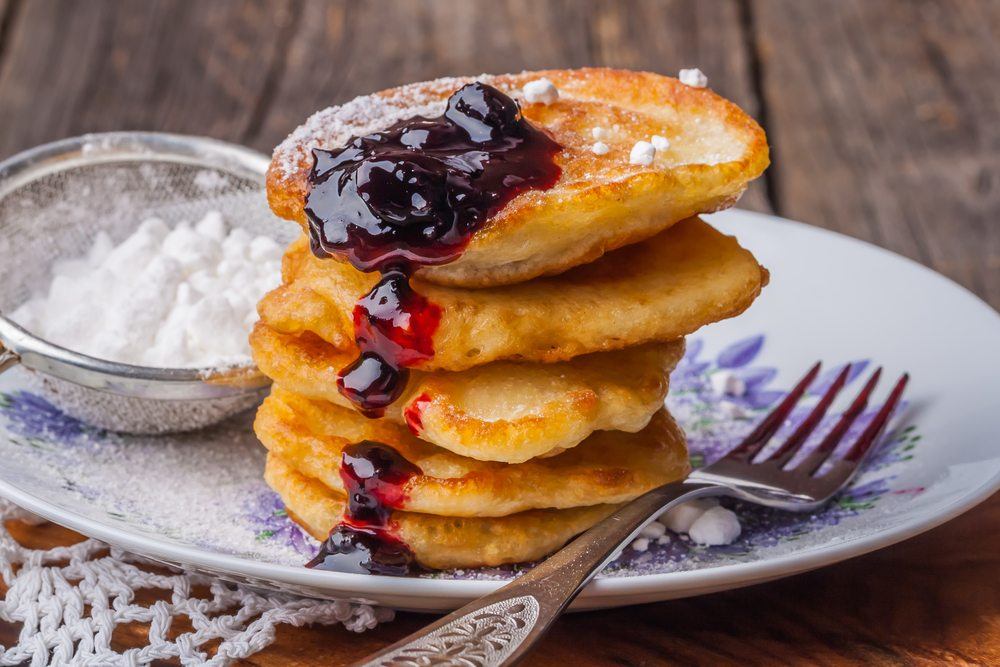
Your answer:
0;498;393;665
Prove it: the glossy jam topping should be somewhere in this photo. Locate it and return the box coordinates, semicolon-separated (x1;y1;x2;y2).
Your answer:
306;525;414;576
340;440;421;525
308;440;422;576
303;84;561;573
304;82;562;418
305;82;562;271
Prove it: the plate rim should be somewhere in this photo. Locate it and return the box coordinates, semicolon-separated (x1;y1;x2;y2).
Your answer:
2;208;999;607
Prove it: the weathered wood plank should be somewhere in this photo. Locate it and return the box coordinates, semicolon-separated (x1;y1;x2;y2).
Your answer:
750;0;1000;307
0;0;295;158
253;0;771;212
0;0;18;59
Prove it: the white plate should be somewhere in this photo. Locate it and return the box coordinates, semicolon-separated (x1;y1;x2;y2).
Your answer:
1;209;998;612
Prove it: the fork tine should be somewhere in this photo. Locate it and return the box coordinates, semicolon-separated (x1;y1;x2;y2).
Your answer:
796;368;882;475
727;362;821;460
762;364;853;467
842;373;909;462
818;372;909;489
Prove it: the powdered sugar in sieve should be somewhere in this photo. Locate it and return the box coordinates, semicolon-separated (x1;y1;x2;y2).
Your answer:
0;133;296;434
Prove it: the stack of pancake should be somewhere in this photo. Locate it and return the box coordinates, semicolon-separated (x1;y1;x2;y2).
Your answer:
250;69;769;572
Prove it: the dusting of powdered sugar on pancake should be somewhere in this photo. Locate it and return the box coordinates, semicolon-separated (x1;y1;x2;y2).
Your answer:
272;75;494;179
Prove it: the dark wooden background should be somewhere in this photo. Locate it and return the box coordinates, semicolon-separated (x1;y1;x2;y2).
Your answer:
1;0;997;664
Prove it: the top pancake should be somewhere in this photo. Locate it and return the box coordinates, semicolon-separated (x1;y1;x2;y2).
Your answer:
267;68;769;287
259;217;767;372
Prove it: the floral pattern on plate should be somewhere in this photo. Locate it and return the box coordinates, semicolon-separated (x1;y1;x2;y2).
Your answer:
0;334;921;580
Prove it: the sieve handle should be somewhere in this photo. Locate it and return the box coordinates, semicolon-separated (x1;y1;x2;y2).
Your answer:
0;342;19;375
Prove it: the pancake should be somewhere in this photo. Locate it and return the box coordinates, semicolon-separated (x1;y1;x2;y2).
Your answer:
265;455;618;570
251;323;684;462
267;68;768;287
259;217;767;372
256;386;689;516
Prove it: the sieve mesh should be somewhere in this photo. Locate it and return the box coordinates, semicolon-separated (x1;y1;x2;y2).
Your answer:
0;160;291;310
0;133;296;434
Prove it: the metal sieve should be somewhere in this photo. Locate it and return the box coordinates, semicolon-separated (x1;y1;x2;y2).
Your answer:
0;132;296;434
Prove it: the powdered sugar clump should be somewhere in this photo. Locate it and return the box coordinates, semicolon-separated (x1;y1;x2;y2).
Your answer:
522;78;559;105
688;506;742;545
679;68;708;88
12;211;281;369
629;140;656;166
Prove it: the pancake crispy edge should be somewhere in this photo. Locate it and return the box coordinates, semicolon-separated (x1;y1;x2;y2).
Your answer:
259;217;768;372
251;323;684;462
265;454;619;570
256;387;690;516
267;68;769;287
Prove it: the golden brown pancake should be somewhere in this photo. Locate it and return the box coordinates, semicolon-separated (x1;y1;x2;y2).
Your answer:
259;217;767;372
256;386;689;516
266;455;618;570
267;68;768;287
251;324;684;462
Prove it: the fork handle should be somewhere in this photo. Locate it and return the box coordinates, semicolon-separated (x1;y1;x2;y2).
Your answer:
355;480;718;667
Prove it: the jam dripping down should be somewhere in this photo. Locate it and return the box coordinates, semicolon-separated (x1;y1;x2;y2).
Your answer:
402;392;432;435
307;440;422;576
305;82;562;418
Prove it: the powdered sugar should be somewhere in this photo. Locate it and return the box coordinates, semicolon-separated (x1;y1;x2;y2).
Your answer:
688;506;742;545
629;140;656;166
12;211;281;369
272;76;484;179
679;68;708;88
522;78;559;104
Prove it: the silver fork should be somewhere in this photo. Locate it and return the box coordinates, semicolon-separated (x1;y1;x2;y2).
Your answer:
357;363;909;667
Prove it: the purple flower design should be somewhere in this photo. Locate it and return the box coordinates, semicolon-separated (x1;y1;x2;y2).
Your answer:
602;334;919;569
244;488;315;557
675;336;785;411
444;334;922;578
0;333;924;577
0;391;100;442
716;335;764;369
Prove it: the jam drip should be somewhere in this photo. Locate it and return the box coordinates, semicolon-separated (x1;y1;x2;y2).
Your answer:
304;82;562;417
336;269;441;417
307;440;422;576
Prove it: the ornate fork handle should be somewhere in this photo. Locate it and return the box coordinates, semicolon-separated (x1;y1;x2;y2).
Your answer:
356;480;717;667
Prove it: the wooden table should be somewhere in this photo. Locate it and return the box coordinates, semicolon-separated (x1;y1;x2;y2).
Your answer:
1;1;997;664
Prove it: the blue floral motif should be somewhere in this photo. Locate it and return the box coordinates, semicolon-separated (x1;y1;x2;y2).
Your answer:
244;488;314;557
0;391;100;442
0;334;923;576
715;335;764;369
604;334;920;570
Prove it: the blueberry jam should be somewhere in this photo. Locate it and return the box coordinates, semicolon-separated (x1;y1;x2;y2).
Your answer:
306;525;414;576
303;83;561;573
307;440;422;575
336;269;441;417
304;82;562;418
305;82;562;271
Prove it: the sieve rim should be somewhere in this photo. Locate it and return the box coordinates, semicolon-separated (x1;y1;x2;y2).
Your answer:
0;132;275;400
